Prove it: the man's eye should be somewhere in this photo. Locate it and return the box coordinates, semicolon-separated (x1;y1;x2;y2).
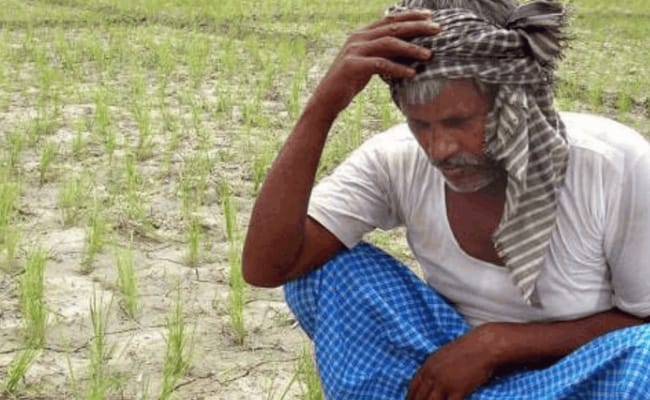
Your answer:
443;117;467;127
409;121;430;132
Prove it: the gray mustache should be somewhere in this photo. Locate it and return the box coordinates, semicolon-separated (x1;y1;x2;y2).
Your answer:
430;154;486;169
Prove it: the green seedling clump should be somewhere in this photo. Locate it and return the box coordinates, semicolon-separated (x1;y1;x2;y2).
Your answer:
19;249;48;349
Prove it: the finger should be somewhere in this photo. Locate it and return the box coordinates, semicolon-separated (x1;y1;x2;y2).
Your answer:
412;376;440;400
366;9;433;30
360;56;417;79
357;36;431;61
407;371;425;400
363;20;441;41
426;387;444;400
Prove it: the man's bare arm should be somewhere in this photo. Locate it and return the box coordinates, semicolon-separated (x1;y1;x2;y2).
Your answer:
407;308;647;400
242;11;441;287
482;308;647;369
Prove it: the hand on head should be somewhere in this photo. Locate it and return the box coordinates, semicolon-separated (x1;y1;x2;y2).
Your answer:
313;10;441;115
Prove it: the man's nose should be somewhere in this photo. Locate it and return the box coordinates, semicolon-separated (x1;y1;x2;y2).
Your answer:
425;130;459;163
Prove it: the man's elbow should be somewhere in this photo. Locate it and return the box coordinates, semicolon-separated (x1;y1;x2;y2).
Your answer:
241;254;286;288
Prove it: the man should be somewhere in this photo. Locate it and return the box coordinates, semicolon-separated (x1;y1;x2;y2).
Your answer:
243;0;650;398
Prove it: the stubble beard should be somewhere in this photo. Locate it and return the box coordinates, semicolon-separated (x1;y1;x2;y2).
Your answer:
430;153;503;193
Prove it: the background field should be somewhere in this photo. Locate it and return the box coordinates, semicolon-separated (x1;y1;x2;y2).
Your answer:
0;0;648;399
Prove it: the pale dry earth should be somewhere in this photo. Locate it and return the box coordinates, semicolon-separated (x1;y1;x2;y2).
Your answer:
0;2;648;399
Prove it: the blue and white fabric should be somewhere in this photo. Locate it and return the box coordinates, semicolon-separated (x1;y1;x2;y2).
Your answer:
285;243;650;399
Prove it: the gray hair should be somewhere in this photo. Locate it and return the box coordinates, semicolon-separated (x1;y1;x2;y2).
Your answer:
392;0;516;108
392;78;497;109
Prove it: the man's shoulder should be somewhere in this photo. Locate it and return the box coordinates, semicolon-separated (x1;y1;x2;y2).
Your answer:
561;112;648;153
356;123;422;164
561;112;649;170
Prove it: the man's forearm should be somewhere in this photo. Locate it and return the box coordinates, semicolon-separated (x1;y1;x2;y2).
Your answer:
242;12;440;287
479;308;647;371
242;94;339;286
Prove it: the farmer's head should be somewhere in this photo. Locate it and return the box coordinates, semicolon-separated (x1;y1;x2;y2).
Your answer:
400;78;501;193
386;0;567;193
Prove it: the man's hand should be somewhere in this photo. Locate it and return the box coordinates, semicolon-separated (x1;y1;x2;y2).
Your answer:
407;327;498;400
406;309;648;400
314;10;441;116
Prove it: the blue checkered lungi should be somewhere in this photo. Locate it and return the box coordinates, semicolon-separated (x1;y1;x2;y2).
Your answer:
284;243;650;399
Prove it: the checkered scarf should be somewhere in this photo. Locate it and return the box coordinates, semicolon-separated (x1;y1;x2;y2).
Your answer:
386;1;569;307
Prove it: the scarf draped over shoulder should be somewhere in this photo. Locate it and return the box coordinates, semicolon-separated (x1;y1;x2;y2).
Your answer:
386;1;570;307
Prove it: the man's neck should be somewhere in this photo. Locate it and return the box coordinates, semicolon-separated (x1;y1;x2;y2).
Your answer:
447;173;507;204
444;173;507;265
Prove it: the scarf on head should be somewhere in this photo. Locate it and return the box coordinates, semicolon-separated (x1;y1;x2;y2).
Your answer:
386;1;569;307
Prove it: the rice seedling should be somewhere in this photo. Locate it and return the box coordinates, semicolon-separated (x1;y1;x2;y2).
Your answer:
219;181;236;243
58;174;91;227
82;29;101;64
27;64;62;147
220;181;246;343
257;61;276;99
243;34;263;68
19;249;48;349
276;38;304;73
188;95;210;147
93;91;116;165
6;128;24;171
2;348;40;395
215;87;233;116
54;29;81;81
0;174;20;236
155;40;175;92
0;227;21;272
160;286;193;400
187;35;210;89
38;141;58;185
227;236;246;345
263;371;298;400
0;169;21;271
71;117;89;161
26;106;54;147
219;37;237;78
35;47;54;94
616;91;632;116
179;151;212;214
242;97;265;128
160;108;180;178
64;335;81;399
81;203;108;274
86;290;119;400
114;245;139;319
285;75;303;119
586;80;605;112
133;101;154;161
123;153;146;224
297;346;323;400
105;28;129;79
186;215;201;267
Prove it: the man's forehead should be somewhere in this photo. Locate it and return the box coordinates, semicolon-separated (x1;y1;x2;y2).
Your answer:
402;79;490;119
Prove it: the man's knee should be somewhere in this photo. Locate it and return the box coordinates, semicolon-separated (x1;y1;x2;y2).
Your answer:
631;324;650;354
613;325;650;377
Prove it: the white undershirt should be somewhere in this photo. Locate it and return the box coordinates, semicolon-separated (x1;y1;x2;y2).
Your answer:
308;112;650;327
